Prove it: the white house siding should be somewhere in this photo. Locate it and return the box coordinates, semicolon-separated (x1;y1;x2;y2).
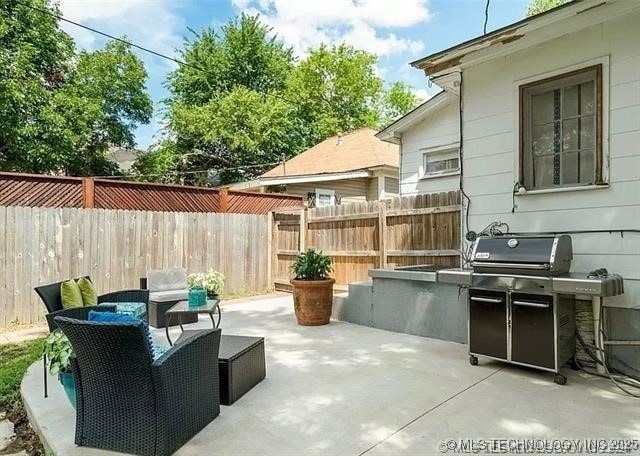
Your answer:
461;12;640;308
399;100;460;195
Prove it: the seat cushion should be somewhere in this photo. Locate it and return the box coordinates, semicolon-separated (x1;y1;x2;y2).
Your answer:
61;280;83;309
149;289;188;302
77;277;98;306
146;268;187;292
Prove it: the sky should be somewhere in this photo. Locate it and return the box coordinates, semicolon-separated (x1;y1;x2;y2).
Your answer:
57;0;530;150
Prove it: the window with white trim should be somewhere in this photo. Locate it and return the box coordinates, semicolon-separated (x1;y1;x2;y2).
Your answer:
422;145;460;177
520;65;602;190
315;188;335;207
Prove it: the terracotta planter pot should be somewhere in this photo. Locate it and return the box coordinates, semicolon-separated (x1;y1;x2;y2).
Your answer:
290;278;335;326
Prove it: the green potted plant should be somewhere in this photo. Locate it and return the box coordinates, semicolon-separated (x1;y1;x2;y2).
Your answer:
290;249;334;326
187;270;225;299
44;330;76;408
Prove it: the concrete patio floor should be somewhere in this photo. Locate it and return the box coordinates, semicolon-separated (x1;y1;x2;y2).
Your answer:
22;294;640;455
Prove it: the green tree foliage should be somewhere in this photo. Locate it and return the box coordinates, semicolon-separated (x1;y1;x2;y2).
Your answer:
0;0;152;176
143;15;421;185
526;0;571;16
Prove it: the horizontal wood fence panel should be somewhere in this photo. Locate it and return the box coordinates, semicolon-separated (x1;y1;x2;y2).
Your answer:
0;206;270;328
271;191;461;288
0;172;303;214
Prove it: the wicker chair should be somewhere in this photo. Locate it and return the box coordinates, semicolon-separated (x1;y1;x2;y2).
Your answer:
55;316;221;456
34;276;150;317
35;277;149;398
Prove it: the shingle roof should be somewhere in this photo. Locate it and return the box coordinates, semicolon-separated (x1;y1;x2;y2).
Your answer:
261;128;399;178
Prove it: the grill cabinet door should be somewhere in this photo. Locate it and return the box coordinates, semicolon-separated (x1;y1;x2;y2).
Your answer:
469;290;507;360
510;293;555;370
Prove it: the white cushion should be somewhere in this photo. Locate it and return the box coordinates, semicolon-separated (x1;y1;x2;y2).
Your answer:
149;289;189;302
146;268;187;292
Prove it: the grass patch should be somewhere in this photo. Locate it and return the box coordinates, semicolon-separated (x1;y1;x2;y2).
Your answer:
0;337;46;455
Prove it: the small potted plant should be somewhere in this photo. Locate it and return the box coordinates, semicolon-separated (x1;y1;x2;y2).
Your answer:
290;249;334;326
44;330;76;408
187;269;225;299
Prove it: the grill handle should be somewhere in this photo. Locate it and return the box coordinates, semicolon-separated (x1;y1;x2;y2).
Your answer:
472;261;550;270
512;299;550;308
470;296;504;304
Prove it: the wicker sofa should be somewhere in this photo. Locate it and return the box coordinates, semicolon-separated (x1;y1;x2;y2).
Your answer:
55;316;221;456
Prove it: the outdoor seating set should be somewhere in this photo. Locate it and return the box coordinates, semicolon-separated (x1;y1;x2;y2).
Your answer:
34;270;266;456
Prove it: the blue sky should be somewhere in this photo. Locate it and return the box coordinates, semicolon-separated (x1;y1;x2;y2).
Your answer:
58;0;530;149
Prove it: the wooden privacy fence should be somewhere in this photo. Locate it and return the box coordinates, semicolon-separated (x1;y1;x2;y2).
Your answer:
0;171;303;214
0;206;270;328
270;191;461;290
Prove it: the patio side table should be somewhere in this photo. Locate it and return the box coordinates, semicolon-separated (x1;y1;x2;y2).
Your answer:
165;299;221;346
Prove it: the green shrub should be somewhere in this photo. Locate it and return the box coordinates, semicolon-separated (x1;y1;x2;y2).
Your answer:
291;249;333;280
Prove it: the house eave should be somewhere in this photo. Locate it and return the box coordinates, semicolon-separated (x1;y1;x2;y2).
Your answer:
257;170;373;186
410;0;637;78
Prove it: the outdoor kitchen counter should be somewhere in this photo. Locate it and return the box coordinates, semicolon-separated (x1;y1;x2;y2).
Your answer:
333;266;467;344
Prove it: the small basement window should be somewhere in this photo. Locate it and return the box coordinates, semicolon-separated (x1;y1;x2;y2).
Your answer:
520;65;602;190
422;145;460;177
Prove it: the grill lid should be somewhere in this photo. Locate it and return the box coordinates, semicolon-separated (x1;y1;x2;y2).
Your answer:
471;235;572;275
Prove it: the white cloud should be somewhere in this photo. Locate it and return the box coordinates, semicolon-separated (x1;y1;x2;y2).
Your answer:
57;0;183;60
234;0;430;57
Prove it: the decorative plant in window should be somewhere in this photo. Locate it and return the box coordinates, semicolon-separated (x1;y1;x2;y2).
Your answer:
187;270;225;298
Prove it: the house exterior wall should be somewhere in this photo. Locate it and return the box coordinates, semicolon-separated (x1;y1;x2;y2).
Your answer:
461;12;640;308
399;100;460;196
286;178;370;204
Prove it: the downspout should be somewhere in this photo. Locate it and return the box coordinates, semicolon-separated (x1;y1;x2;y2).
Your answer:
457;71;472;264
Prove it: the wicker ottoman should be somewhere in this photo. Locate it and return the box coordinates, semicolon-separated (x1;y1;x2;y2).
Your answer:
218;335;266;405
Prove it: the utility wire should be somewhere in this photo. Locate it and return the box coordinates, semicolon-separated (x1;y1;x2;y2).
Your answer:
11;0;300;106
483;0;490;34
91;160;282;179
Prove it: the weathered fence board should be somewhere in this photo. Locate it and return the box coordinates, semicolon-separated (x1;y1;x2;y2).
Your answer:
271;191;461;289
0;206;270;328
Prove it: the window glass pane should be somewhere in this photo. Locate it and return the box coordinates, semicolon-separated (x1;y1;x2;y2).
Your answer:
580;115;595;149
563;118;579;151
533;155;555;188
580;150;595;183
532;123;555;156
563;84;579;118
581;81;595;115
562;150;579;184
532;91;555;124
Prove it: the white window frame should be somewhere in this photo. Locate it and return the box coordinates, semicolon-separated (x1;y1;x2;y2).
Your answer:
315;188;335;207
514;57;610;194
420;143;461;179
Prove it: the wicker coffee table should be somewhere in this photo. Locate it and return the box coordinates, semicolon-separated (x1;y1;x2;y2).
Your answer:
165;299;221;345
218;335;266;405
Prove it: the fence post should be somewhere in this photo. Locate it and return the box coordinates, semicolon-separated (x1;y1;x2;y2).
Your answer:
267;211;274;289
299;207;306;253
82;178;95;208
219;188;229;213
378;202;387;268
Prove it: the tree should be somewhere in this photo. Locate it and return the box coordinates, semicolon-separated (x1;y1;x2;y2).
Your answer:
0;0;152;176
378;81;420;127
138;15;420;185
526;0;571;16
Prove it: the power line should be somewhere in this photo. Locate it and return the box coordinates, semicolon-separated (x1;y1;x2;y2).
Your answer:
483;0;491;34
91;160;283;180
11;0;300;106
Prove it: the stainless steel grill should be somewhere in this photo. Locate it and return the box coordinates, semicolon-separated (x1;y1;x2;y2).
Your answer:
437;234;625;385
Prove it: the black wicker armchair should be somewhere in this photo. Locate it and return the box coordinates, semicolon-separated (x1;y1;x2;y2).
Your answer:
34;276;150;316
55;316;221;456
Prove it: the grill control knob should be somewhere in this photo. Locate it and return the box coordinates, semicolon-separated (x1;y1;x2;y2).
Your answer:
507;238;519;248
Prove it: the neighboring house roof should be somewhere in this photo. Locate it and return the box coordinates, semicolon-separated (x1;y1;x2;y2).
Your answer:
376;91;456;144
411;0;639;79
108;147;140;172
261;128;398;179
